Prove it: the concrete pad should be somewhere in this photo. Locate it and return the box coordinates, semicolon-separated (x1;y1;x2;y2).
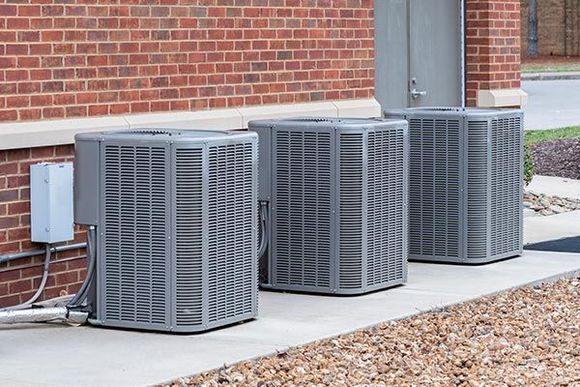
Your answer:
0;324;275;387
527;175;580;200
524;210;580;244
1;250;578;387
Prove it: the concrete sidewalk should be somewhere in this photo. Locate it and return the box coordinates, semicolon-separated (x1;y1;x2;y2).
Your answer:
527;175;580;201
524;210;580;245
522;71;580;81
1;219;580;387
522;79;580;130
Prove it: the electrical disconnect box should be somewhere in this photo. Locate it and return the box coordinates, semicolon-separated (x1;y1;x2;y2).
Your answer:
30;162;74;244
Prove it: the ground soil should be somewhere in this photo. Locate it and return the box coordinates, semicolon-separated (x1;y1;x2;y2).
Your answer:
530;138;580;180
166;277;580;387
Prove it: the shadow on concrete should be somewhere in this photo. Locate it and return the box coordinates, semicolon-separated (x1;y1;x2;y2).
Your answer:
525;236;580;254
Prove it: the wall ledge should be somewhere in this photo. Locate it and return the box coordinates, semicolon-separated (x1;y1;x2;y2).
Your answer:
0;98;381;150
477;89;529;108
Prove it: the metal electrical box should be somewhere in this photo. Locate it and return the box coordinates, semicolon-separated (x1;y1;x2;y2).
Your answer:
74;129;258;333
386;107;524;264
30;162;74;243
251;117;409;295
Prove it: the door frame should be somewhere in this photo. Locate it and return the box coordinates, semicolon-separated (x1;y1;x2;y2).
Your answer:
459;0;465;106
375;0;466;109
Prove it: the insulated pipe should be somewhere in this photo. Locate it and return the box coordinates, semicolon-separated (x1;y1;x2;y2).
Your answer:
0;243;87;265
0;307;88;325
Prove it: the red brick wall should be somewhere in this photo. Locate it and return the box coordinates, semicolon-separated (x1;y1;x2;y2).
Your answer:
0;145;87;307
465;0;521;106
0;0;374;308
0;0;374;122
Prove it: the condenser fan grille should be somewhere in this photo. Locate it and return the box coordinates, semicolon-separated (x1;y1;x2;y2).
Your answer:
393;108;523;264
102;144;169;328
78;129;258;333
254;118;408;295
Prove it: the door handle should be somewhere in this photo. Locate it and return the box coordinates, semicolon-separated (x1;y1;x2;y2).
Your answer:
411;89;427;99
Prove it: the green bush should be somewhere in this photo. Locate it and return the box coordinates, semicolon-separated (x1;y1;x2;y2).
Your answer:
524;143;534;186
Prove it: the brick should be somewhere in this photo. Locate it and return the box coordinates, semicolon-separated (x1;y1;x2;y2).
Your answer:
0;295;20;308
0;190;19;202
55;271;78;286
0;1;376;121
7;202;30;216
9;279;32;294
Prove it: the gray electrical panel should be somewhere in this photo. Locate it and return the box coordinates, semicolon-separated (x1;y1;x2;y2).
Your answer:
386;108;523;264
74;129;258;333
30;162;74;243
251;118;409;295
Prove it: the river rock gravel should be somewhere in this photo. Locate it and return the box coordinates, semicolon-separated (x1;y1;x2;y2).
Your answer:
166;277;579;387
524;191;580;216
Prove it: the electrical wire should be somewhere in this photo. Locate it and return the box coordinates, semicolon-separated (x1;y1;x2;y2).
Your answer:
257;200;269;259
0;244;52;311
67;226;96;308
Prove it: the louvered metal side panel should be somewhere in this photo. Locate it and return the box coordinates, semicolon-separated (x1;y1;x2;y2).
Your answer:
466;120;490;260
173;148;204;327
338;133;364;290
491;116;523;256
273;130;332;289
366;127;406;287
101;144;169;329
408;118;460;260
207;143;257;324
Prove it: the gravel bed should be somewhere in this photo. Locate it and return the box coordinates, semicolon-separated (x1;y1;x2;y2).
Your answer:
166;277;580;387
530;138;580;180
524;191;580;216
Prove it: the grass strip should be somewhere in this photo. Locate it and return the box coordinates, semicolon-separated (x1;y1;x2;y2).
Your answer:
525;126;580;146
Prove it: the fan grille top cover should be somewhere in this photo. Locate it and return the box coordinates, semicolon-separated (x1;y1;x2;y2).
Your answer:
250;118;408;295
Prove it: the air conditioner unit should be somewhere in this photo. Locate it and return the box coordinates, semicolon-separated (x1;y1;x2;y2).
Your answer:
250;118;408;295
74;129;258;332
386;108;523;264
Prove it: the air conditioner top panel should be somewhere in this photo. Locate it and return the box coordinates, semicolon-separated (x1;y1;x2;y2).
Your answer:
75;128;256;144
386;107;523;118
248;117;407;131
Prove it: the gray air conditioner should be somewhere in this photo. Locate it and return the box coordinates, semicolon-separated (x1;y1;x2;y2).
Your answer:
250;118;408;295
386;108;523;264
74;129;258;333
